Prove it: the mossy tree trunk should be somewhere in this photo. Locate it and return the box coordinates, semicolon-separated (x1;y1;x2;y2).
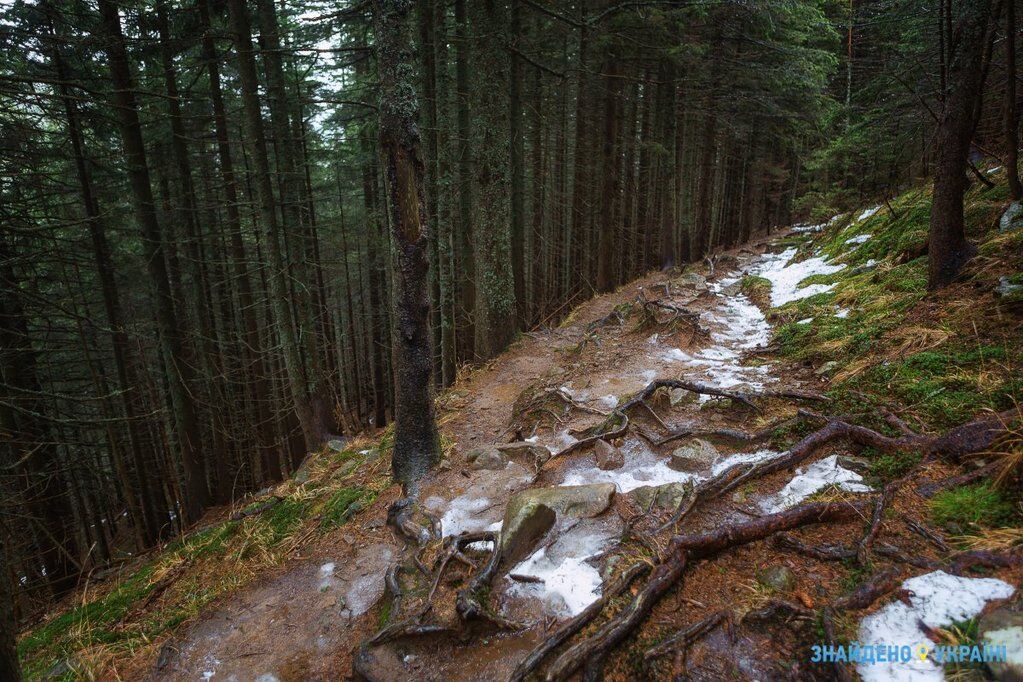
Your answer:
375;0;441;489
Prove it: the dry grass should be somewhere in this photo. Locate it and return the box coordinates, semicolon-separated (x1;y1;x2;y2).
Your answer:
956;526;1023;552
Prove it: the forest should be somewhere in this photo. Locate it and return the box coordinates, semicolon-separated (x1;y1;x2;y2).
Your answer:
2;0;1022;679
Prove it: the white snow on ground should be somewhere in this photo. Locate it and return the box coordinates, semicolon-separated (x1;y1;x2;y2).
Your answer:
857;571;1015;682
440;495;494;537
845;234;871;245
791;223;824;233
506;526;615;617
760;455;871;513
797;317;813;325
835;308;850;318
856;205;881;222
317;562;336;591
755;248;847;307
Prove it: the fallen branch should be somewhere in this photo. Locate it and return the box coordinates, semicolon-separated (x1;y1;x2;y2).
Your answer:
832;568;902;610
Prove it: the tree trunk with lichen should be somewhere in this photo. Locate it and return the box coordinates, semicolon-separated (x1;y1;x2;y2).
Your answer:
375;0;440;490
470;0;517;360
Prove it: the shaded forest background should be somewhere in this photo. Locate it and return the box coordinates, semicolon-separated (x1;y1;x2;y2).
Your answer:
0;0;1017;624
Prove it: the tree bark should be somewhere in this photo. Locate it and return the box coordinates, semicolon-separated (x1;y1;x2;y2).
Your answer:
1005;0;1022;199
927;0;993;290
375;0;441;490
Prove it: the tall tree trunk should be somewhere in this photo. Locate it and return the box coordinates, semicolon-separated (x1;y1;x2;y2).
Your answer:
0;538;20;682
434;0;457;384
509;0;526;315
596;54;622;292
49;36;161;546
96;0;209;522
1005;0;1022;199
927;0;993;290
226;0;320;450
453;0;475;361
198;0;280;480
471;0;516;359
375;0;440;490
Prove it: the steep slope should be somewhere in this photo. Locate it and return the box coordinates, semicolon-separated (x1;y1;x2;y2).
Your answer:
19;175;1023;681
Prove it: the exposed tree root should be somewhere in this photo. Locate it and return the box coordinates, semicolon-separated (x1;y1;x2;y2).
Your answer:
832;568;902;610
773;533;856;562
509;562;650;682
643;610;729;663
742;599;813;625
537;501;866;681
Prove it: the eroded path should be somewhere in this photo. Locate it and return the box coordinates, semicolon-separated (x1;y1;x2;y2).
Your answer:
155;230;1021;682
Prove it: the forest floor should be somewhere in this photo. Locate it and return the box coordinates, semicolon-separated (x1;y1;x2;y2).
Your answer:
19;171;1023;681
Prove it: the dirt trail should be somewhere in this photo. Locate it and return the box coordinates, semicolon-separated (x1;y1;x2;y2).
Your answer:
154;233;794;681
152;230;1020;682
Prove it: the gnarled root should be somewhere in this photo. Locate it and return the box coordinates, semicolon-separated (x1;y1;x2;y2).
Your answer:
541;501;866;681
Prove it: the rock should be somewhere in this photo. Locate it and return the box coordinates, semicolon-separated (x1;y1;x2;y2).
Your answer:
327;438;346;452
669;387;696;406
500;501;556;565
668;438;719;472
677;272;708;291
757;565;796;592
1000;201;1023;233
465;446;508;471
496;441;552;470
996;276;1023;298
721;281;743;296
836;455;870;475
293;465;312;485
849;262;878;276
815;360;839;376
629;482;691;511
979;605;1023;680
501;484;614;563
593;439;624;470
504;483;616;523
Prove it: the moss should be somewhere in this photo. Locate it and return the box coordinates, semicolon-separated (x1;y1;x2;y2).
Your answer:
739;274;771;310
320;487;370;529
864;447;921;483
258;497;310;545
930;484;1016;531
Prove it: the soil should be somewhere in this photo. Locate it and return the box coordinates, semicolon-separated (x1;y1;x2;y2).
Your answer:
149;232;1022;682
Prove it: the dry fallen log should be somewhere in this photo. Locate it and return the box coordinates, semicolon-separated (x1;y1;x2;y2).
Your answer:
773;533;856;561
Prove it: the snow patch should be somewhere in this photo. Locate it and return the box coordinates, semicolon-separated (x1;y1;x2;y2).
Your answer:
857;571;1015;682
755;248;846;307
796;317;813;325
506;527;612;617
845;234;871;245
761;455;871;513
441;495;494;537
856;205;881;222
835;308;850;318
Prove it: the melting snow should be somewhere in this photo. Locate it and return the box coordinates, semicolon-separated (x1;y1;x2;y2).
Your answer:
857;571;1015;682
845;234;871;245
755;248;846;306
440;495;494;537
761;455;871;512
835;308;850;318
797;317;813;325
856;206;881;222
506;526;613;617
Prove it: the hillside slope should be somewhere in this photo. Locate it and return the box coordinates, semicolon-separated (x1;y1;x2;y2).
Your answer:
20;176;1023;681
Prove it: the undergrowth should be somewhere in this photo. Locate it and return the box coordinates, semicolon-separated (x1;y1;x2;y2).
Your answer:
18;439;388;680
